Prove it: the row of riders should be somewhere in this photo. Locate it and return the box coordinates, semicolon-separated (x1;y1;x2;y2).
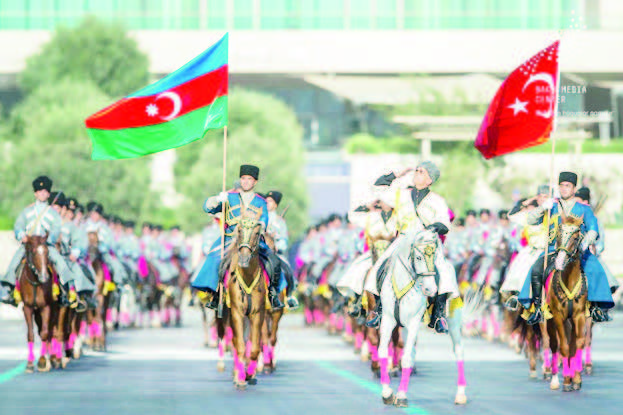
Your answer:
289;165;617;406
0;175;192;372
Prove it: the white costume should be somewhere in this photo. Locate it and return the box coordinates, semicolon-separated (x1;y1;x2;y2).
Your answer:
500;209;547;293
368;186;459;298
337;203;400;296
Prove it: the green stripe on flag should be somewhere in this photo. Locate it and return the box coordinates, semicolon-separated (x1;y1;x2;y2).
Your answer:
88;95;227;160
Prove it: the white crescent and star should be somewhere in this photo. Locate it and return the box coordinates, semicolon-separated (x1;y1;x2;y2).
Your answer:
508;71;556;119
145;91;182;121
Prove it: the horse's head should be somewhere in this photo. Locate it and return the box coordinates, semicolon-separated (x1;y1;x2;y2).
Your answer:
554;215;584;271
87;231;100;261
25;234;50;283
410;229;438;296
235;210;263;269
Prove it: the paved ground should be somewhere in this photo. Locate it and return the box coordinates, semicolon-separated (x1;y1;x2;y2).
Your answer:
1;309;622;415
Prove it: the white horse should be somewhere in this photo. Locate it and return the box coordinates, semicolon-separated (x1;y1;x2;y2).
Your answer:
377;229;467;407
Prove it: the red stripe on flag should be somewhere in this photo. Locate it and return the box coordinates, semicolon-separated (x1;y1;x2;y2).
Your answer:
86;65;228;130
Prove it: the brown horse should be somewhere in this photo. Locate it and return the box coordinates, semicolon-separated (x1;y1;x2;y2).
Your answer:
20;235;55;373
87;232;112;351
545;215;587;392
227;210;267;390
260;234;285;374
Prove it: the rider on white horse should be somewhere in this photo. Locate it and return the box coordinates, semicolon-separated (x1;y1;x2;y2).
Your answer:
366;161;460;333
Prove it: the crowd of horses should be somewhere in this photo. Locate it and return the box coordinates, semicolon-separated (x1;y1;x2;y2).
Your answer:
14;209;608;407
199;212;603;407
15;230;189;373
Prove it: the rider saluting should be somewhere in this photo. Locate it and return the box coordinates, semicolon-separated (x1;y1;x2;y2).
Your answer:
367;161;459;333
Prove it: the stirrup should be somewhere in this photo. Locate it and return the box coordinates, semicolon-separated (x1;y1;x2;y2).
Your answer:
527;309;543;326
286;296;299;310
365;311;381;329
590;306;607;323
269;291;285;310
504;295;520;311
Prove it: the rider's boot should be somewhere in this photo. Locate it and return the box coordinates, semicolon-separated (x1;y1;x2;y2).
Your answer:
589;302;611;323
365;296;382;328
527;274;543;326
269;257;285;310
427;293;449;334
347;294;363;318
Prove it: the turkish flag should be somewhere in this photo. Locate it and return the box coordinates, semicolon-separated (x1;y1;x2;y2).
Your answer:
475;40;560;159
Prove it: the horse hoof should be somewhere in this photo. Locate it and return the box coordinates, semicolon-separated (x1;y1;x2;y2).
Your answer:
455;393;467;405
529;370;538;379
38;359;50;373
382;393;395;406
389;368;400;378
550;378;560;390
25;362;34;373
217;361;226;373
573;382;582;391
247;376;258;385
584;365;593;375
235;382;248;391
544;373;552;382
61;357;70;369
394;398;408;408
562;384;574;392
373;369;381;379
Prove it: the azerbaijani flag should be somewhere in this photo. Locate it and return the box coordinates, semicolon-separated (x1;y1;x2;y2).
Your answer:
85;34;228;160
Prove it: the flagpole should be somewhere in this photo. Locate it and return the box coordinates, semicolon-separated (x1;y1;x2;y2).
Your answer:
543;33;562;277
217;126;227;318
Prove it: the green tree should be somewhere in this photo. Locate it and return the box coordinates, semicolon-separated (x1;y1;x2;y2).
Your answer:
175;89;309;237
20;16;149;97
0;80;153;221
435;148;485;216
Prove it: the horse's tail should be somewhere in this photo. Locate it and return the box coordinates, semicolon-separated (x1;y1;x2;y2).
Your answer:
513;312;542;352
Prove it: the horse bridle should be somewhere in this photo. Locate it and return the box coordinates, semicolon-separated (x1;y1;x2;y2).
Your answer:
237;218;262;253
24;244;47;287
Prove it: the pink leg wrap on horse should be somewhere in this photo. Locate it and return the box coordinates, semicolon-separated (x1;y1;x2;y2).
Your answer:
398;367;412;393
304;309;313;325
247;360;258;377
237;361;246;383
585;346;592;364
551;353;559;375
226;327;233;343
574;349;583;373
68;333;76;350
106;309;113;323
149;311;155;322
313;310;323;324
329;313;336;328
80;321;87;336
480;318;487;333
263;344;271;364
457;360;467;386
57;341;63;358
379;357;390;385
175;308;181;322
355;332;363;349
336;316;344;331
218;341;225;359
345;320;353;336
210;326;218;342
562;357;571;377
543;349;552;369
28;342;35;362
102;262;112;282
40;342;47;357
370;345;379;362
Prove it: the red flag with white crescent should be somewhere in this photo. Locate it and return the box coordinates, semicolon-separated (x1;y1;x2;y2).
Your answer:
474;40;560;159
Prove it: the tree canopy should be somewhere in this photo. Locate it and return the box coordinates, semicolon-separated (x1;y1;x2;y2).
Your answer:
20;16;149;98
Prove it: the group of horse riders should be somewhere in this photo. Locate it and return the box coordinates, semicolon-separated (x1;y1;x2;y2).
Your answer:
290;163;617;339
0;175;193;315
